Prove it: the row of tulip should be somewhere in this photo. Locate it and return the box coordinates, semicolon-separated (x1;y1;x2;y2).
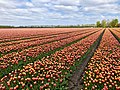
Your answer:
0;29;103;90
0;29;95;55
83;29;120;90
0;30;98;73
110;29;120;39
0;34;56;47
0;28;90;43
0;29;90;47
115;28;120;33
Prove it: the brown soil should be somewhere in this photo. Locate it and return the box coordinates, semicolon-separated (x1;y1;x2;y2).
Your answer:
68;30;105;90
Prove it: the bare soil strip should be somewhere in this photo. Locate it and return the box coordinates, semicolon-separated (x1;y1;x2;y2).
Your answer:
109;29;120;43
68;29;105;90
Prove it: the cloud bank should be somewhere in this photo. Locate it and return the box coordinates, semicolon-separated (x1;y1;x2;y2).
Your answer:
0;0;119;25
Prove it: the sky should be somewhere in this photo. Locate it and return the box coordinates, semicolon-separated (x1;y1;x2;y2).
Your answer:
0;0;120;26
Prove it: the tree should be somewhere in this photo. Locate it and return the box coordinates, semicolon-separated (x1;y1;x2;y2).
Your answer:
115;19;118;27
96;21;101;27
110;19;118;27
118;23;120;27
101;20;107;28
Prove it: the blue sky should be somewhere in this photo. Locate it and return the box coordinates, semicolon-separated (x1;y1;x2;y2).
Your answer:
0;0;120;26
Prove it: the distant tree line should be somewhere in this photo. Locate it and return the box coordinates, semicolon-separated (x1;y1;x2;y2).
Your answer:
96;19;119;28
18;24;95;28
1;19;120;28
0;25;14;28
0;24;95;28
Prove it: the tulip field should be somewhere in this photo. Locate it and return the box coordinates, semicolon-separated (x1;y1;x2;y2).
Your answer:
0;28;120;90
83;29;120;90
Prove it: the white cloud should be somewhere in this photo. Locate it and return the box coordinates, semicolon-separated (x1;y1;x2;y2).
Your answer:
0;0;120;25
52;0;81;6
84;3;120;14
83;0;118;5
53;5;79;12
25;2;34;7
0;0;17;8
92;0;118;4
32;0;51;3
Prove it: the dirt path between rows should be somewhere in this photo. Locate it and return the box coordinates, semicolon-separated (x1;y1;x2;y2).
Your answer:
68;29;105;90
109;29;120;43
